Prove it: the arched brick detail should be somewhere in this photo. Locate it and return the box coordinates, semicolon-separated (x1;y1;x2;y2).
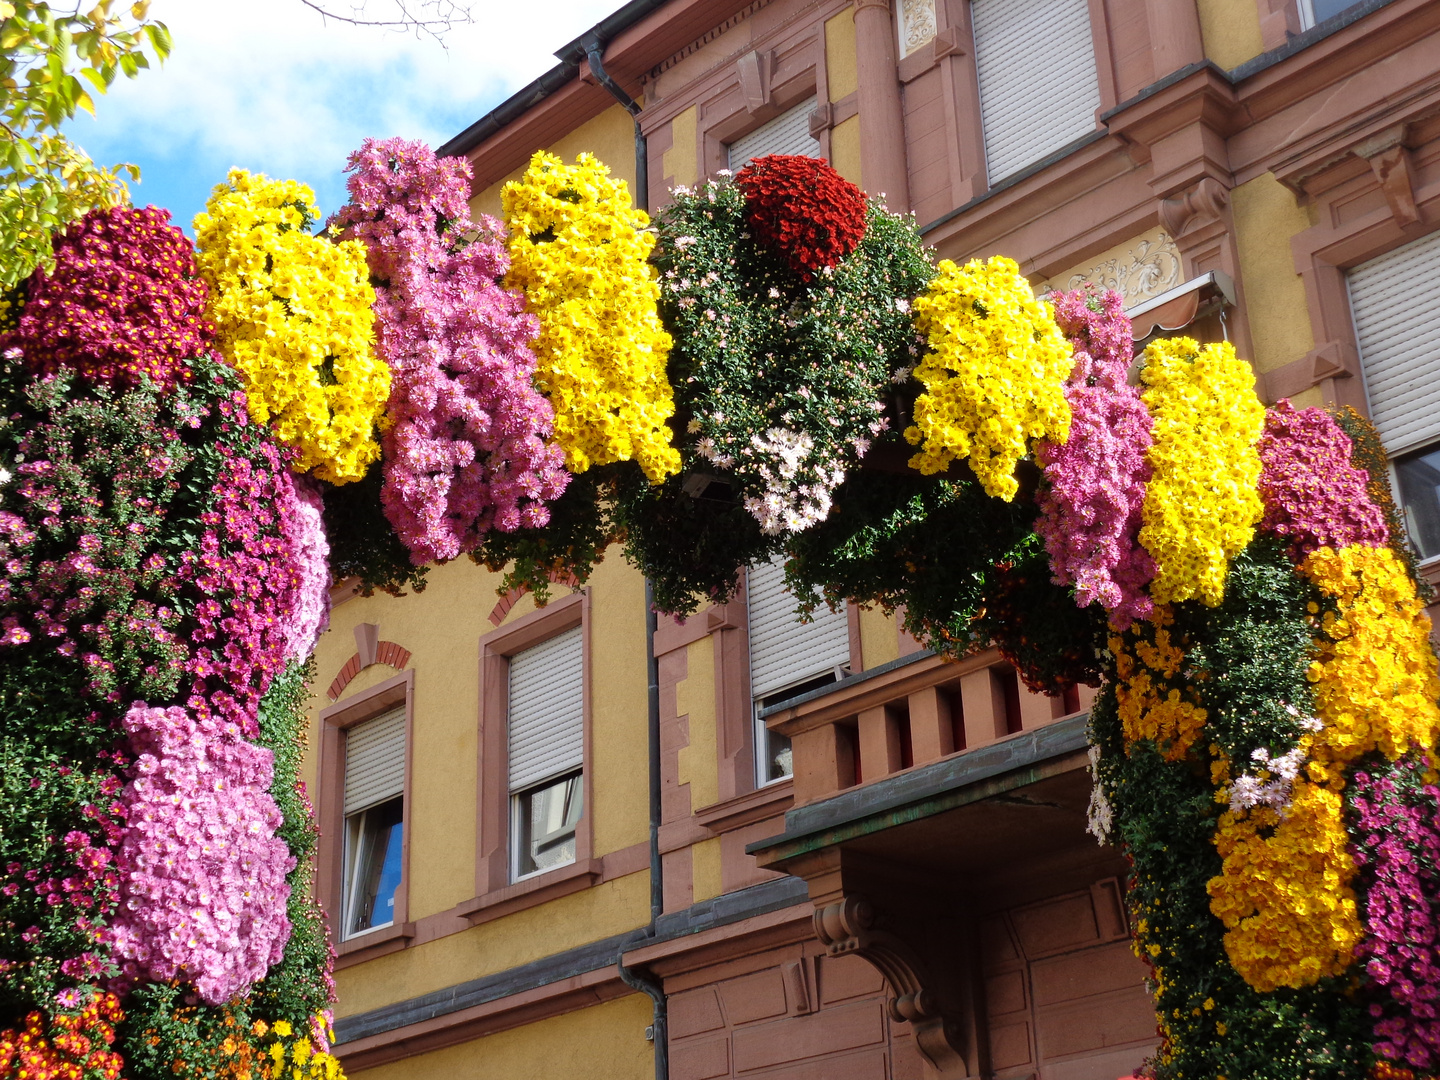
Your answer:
327;640;411;701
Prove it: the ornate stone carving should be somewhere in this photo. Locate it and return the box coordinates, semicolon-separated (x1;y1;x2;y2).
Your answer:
1051;230;1183;309
813;895;972;1078
898;0;938;57
1159;177;1230;241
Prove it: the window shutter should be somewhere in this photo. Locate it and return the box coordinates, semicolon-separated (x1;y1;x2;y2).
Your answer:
727;97;821;170
972;0;1102;184
344;707;406;816
508;625;585;792
746;558;851;700
1347;231;1440;455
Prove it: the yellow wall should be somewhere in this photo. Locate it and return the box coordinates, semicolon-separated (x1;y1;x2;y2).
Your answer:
311;547;653;1016
351;994;654;1080
336;870;650;1016
1231;172;1318;378
470;105;638;223
1196;0;1265;69
663;105;699;189
675;636;719;812
825;8;858;100
858;605;899;670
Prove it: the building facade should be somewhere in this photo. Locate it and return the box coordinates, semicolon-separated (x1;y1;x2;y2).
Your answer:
308;0;1440;1077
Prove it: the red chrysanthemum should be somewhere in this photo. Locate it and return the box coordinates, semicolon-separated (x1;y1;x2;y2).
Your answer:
3;205;212;389
734;154;868;279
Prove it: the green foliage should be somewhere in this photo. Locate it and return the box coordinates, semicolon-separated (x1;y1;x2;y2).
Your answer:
321;463;428;597
250;660;336;1030
0;0;171;287
475;464;620;605
118;982;264;1080
783;467;1035;653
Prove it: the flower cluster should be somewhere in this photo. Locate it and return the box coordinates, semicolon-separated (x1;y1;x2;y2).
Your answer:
256;1016;344;1080
1351;756;1440;1072
732;155;868;279
1257;400;1389;558
1111;605;1207;762
1207;777;1363;992
106;703;293;1006
183;396;308;738
502;151;680;483
282;479;330;664
0;991;124;1080
1299;544;1440;768
195;169;388;485
1138;338;1265;607
647;174;930;575
906;256;1073;500
1034;286;1155;627
2;206;211;389
332;137;567;564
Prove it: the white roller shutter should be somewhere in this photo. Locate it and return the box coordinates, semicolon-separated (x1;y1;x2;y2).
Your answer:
344;707;406;815
727;97;821;169
1348;231;1440;455
972;0;1102;184
747;558;851;700
508;626;585;792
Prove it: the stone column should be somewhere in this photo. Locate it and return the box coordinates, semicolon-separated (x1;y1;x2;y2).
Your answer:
1146;0;1206;80
853;0;911;212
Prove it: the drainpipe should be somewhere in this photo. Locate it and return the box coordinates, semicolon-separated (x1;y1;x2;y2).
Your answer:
585;34;669;1080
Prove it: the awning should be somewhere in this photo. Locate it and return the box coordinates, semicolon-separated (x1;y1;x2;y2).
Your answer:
1127;270;1236;344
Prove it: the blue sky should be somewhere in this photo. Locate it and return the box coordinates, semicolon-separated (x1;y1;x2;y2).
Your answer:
73;0;621;235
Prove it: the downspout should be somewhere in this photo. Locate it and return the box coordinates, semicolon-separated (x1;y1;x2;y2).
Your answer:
585;35;669;1080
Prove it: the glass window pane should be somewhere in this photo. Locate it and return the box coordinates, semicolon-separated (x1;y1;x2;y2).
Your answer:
754;671;838;784
513;773;582;879
1312;0;1363;22
1396;443;1440;562
343;797;403;938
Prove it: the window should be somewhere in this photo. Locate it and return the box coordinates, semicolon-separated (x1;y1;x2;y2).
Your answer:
727;97;820;170
1298;0;1367;29
1347;230;1440;562
1395;445;1440;563
971;0;1101;184
341;706;406;939
747;557;851;784
507;625;584;880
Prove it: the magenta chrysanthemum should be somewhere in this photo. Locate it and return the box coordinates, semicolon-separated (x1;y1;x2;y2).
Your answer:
331;137;567;564
284;475;330;662
1256;399;1389;558
1034;286;1155;628
106;702;293;1005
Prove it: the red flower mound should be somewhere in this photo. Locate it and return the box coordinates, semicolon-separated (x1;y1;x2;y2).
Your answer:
3;205;211;389
734;155;868;279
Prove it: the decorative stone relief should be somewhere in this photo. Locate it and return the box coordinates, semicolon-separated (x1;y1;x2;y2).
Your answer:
1040;228;1184;309
898;0;938;57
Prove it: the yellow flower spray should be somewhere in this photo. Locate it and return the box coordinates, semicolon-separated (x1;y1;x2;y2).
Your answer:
905;255;1072;500
194;169;388;485
1138;338;1265;606
502;151;680;483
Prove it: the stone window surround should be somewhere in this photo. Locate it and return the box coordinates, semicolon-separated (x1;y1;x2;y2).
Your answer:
317;668;417;968
456;589;598;926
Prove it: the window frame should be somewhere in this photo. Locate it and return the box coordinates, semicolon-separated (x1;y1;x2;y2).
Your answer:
464;589;599;923
317;668;415;965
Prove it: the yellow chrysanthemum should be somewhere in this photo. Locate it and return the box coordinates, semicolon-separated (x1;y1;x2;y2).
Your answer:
905;255;1072;500
502;151;680;483
1138;338;1265;606
1208;777;1362;991
1299;544;1440;766
1112;605;1208;761
194;168;388;485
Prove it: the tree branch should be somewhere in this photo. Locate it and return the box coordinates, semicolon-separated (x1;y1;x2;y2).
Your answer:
298;0;474;42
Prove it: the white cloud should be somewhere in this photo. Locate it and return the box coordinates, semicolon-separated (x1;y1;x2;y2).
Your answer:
75;0;620;223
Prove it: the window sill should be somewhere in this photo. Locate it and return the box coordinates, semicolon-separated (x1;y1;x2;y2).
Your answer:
334;920;415;969
694;779;794;834
457;858;602;926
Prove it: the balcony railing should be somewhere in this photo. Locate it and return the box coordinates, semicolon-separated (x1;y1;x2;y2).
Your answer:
761;648;1098;805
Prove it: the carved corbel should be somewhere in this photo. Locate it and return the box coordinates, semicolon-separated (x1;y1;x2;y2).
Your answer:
813;895;972;1078
736;50;776;114
809;102;833;140
1354;126;1420;228
1159;177;1229;241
